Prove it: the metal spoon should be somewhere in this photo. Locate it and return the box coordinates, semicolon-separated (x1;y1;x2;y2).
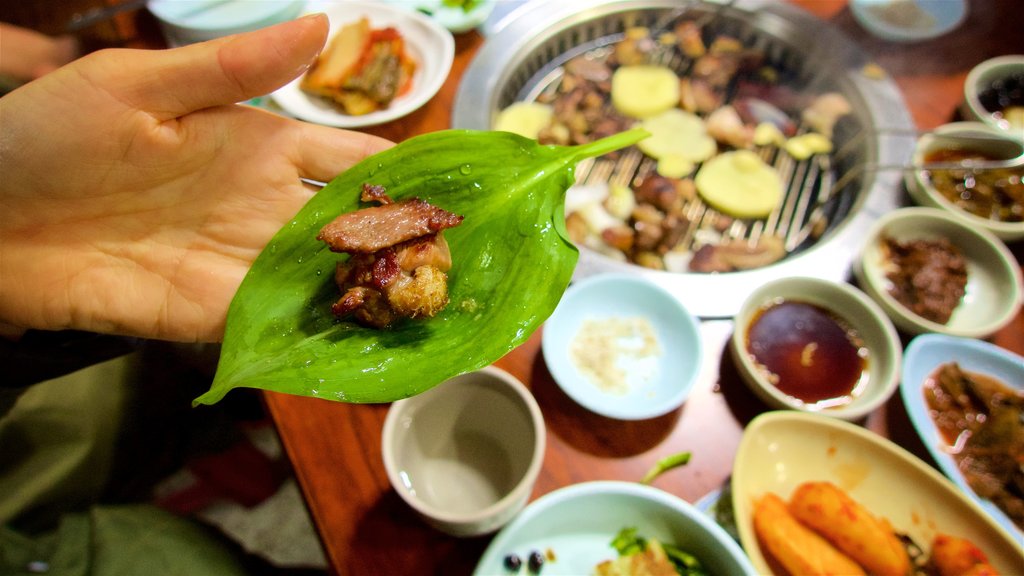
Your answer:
832;128;1024;192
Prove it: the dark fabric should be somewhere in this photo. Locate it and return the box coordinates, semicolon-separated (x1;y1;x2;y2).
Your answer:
1;330;141;389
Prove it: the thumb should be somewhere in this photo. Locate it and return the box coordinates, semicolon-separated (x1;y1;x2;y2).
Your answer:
121;13;329;120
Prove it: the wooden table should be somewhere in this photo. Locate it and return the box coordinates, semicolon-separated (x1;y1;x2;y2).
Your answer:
249;2;1024;575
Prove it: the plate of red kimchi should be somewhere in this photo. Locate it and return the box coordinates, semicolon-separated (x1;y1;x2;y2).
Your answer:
271;1;454;127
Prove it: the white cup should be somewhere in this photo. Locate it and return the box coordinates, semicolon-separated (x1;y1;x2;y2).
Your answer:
381;366;545;537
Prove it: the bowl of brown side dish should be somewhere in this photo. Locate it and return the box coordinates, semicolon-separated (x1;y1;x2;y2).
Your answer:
906;121;1024;242
854;207;1023;339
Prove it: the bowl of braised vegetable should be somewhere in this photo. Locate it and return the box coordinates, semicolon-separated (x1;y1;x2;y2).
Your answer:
854;207;1023;339
730;276;902;421
906;121;1024;242
901;333;1024;540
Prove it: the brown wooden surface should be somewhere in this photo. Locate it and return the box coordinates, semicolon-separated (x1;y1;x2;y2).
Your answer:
7;2;1019;575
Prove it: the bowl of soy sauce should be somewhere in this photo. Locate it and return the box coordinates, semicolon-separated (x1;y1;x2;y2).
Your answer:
730;276;902;421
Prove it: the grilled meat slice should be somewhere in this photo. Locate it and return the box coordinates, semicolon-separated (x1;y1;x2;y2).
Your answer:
320;185;463;328
318;189;463;254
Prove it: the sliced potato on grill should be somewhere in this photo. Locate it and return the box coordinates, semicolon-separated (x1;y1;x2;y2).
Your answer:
695;150;783;219
494;102;554;139
611;64;680;118
637;108;716;164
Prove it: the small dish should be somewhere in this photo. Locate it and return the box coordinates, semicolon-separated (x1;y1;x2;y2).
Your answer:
905;121;1024;241
270;1;455;128
849;0;967;43
730;276;901;421
732;412;1024;576
473;481;755;576
854;207;1022;338
147;0;306;46
381;366;544;537
383;0;497;34
541;274;702;421
962;55;1024;135
901;333;1024;540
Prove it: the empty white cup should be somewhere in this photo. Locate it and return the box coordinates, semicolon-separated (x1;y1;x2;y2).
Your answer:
381;366;545;537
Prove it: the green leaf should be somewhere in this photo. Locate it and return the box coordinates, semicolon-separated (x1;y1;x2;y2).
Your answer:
195;129;647;406
640;451;692;485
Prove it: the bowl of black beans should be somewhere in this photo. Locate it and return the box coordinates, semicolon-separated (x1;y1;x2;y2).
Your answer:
962;55;1024;136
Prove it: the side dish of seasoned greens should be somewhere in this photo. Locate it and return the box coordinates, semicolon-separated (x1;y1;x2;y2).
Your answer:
194;128;647;406
597;527;707;576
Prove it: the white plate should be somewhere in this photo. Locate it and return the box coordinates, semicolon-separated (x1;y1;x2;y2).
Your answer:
270;1;454;127
732;412;1024;575
541;274;702;420
901;333;1024;540
473;481;755;575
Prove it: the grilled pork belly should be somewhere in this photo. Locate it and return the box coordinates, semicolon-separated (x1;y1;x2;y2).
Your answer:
318;184;463;328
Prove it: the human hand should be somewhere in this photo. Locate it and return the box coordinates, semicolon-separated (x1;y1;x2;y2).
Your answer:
0;14;392;343
0;23;79;84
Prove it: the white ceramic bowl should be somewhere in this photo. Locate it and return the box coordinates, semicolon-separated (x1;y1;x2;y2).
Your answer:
730;276;901;421
962;55;1024;135
854;207;1022;338
383;0;497;34
901;333;1024;540
473;481;756;575
147;0;306;46
849;0;966;43
381;366;545;537
541;274;702;420
732;412;1024;576
905;121;1024;241
271;1;455;128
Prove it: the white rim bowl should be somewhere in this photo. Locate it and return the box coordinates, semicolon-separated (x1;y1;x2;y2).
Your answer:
730;276;902;421
147;0;307;45
854;207;1023;339
473;481;756;575
381;366;545;537
849;0;967;43
541;274;703;421
962;54;1024;135
904;121;1024;241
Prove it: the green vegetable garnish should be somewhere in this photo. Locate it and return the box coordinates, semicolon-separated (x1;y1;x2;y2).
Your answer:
609;527;708;576
194;129;647;406
641;451;693;485
610;526;646;557
442;0;481;13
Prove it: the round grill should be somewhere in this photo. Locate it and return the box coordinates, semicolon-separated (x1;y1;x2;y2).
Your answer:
453;0;916;317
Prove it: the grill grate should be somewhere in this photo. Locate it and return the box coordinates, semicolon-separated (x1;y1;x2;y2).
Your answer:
453;0;914;317
503;2;867;270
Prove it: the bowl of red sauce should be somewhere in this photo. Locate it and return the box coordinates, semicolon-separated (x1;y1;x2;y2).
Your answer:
730;276;901;421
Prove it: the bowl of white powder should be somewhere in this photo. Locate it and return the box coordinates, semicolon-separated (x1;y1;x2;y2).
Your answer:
541;274;702;420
